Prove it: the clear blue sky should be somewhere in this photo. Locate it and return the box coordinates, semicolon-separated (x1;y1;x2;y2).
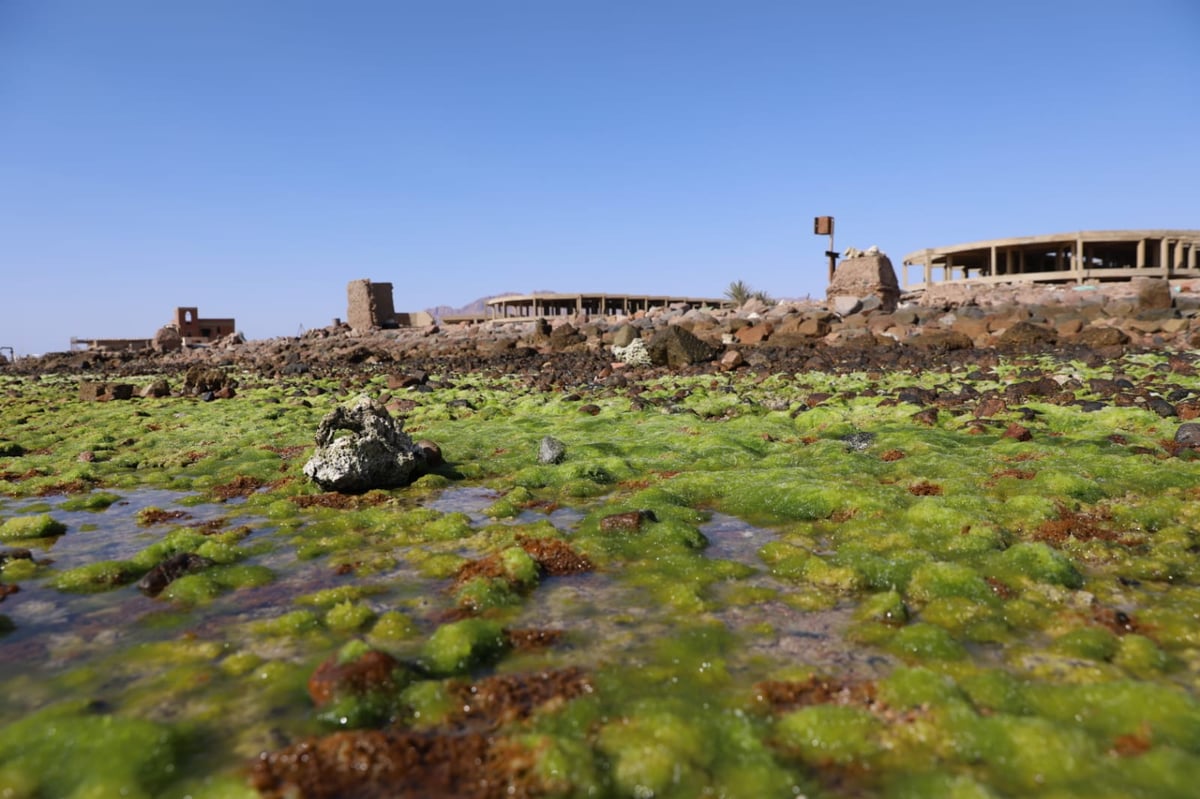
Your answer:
2;0;1197;355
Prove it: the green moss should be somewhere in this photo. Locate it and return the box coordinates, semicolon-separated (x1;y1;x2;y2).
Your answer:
499;545;540;586
1113;633;1174;677
2;558;38;581
1049;627;1120;661
368;610;419;642
454;576;521;612
757;540;811;579
775;705;882;765
879;667;966;708
400;680;457;727
988;542;1083;588
0;702;181;798
906;562;994;604
324;601;377;632
248;609;322;637
52;559;138;592
295;585;377;607
420;618;507;675
888;623;968;661
0;513;66;541
59;492;122;511
598;710;715;797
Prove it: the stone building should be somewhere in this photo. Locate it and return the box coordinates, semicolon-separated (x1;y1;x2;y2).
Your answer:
347;279;398;330
173;307;236;343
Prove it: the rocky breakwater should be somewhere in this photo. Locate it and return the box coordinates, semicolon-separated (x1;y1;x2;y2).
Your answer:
11;277;1200;381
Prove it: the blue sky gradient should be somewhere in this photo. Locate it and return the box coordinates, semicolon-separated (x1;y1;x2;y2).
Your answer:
2;0;1197;355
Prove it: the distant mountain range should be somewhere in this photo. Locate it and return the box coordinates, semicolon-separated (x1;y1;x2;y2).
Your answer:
426;290;556;320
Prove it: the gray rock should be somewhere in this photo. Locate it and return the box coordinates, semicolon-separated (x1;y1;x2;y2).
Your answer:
611;324;639;348
303;395;427;492
140;379;171;398
538;436;567;465
842;431;875;452
646;324;719;367
831;295;863;316
1175;423;1200;449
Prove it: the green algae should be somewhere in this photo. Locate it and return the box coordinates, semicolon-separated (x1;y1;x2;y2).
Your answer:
52;559;139;592
0;513;65;540
0;701;182;799
6;359;1200;795
420;618;508;675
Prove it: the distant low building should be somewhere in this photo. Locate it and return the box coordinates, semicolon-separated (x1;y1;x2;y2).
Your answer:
72;306;236;351
902;230;1200;290
173;307;236;344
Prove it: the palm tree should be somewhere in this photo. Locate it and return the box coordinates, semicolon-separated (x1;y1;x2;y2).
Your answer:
724;280;753;306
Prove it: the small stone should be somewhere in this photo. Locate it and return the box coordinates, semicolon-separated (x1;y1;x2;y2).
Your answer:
416;440;443;467
599;510;658;533
1174;423;1200;449
538;436;567;465
719;350;744;370
841;431;875;452
911;408;939;426
137;553;215;597
1003;423;1032;441
1147;398;1178;418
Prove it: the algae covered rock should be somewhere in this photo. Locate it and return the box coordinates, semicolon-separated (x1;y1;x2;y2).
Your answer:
0;514;66;541
420;618;507;675
303;395;427;493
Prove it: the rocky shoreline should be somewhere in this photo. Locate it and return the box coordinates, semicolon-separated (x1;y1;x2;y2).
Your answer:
7;278;1200;383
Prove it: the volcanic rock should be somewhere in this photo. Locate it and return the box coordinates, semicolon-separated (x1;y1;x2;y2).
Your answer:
303;396;427;493
646;325;718;368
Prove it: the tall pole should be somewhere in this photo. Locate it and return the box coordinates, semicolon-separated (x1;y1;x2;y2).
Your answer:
815;216;836;282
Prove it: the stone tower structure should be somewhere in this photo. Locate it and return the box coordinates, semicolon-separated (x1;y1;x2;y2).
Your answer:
347;279;397;331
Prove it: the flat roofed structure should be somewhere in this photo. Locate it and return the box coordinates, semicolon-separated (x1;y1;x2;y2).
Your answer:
481;292;730;321
902;230;1200;290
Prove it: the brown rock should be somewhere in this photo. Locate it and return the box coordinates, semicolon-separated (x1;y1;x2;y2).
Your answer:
1073;326;1130;348
997;321;1057;350
599;509;657;533
307;649;407;707
734;322;773;345
416;440;443;467
719;350;745;370
152;325;183;353
911;408;939;426
1003;423;1032;442
974;397;1008;419
1134;278;1172;311
907;330;974;351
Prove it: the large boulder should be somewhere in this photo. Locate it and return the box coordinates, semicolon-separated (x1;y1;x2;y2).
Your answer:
152;324;183;353
827;253;900;312
303;396;427;493
646;325;719;368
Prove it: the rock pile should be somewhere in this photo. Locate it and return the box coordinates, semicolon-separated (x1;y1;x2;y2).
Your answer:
16;278;1200;380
